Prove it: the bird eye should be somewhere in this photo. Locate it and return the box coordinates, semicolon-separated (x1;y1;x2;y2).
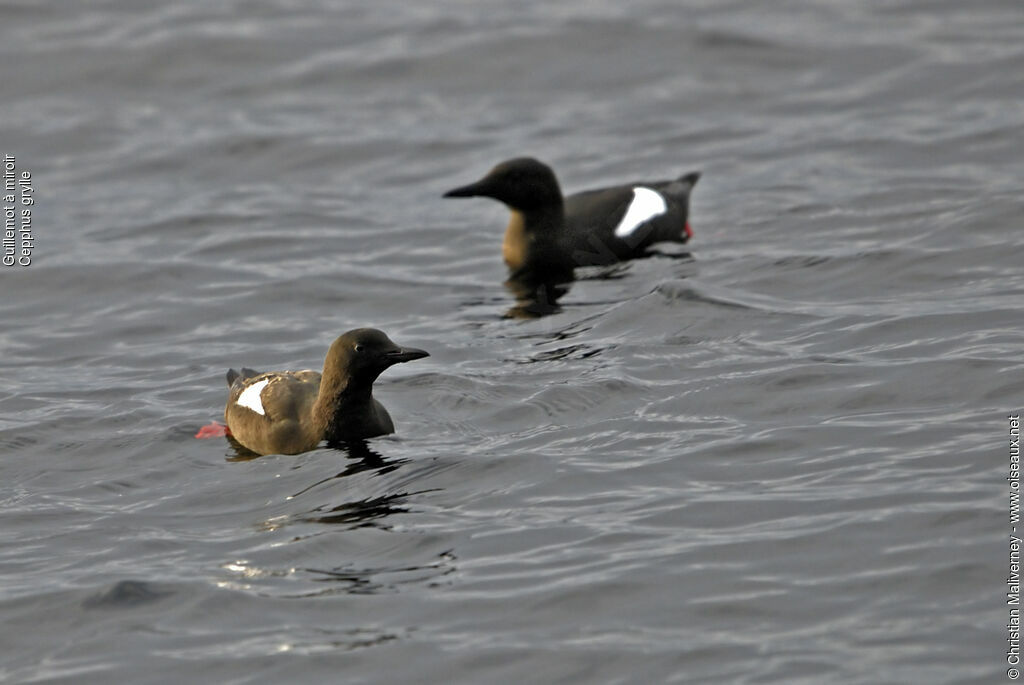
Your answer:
354;344;364;353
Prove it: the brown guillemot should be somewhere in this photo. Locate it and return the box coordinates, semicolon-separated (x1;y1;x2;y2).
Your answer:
222;329;428;455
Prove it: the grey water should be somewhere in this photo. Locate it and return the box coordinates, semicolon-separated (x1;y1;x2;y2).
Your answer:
1;1;1021;683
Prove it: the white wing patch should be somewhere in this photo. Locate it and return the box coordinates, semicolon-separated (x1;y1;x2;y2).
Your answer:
236;378;270;416
613;187;667;239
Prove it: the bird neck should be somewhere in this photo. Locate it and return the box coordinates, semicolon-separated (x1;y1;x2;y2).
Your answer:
516;200;575;275
520;198;565;234
311;368;374;438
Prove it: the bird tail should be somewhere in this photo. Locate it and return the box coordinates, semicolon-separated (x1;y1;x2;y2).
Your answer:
226;367;260;387
676;171;700;188
661;171;700;201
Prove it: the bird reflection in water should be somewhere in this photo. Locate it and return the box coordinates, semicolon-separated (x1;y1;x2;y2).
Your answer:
226;438;417;528
296;442;412;527
503;274;569;319
501;249;694;319
226;438;454;596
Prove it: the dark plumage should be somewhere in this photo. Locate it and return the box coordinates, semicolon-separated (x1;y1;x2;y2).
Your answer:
444;157;699;283
223;328;428;455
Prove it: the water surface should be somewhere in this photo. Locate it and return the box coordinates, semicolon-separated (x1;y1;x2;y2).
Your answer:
1;1;1021;682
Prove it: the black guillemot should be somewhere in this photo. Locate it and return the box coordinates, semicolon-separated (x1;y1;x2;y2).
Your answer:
222;328;428;455
444;157;700;284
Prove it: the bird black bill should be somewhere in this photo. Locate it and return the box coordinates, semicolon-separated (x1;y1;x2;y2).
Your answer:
442;179;489;198
387;347;429;363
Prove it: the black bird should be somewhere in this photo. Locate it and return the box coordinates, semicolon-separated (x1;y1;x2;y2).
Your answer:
444;157;700;283
223;328;428;455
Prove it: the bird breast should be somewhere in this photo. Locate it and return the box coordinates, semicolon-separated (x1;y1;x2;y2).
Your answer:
502;210;529;270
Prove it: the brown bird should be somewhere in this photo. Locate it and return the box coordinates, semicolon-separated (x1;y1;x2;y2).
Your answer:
223;328;428;455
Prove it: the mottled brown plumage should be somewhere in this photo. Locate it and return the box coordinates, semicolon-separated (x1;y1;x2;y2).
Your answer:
223;329;428;455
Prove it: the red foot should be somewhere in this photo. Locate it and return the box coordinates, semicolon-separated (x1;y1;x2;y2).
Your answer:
195;422;231;439
684;221;693;240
